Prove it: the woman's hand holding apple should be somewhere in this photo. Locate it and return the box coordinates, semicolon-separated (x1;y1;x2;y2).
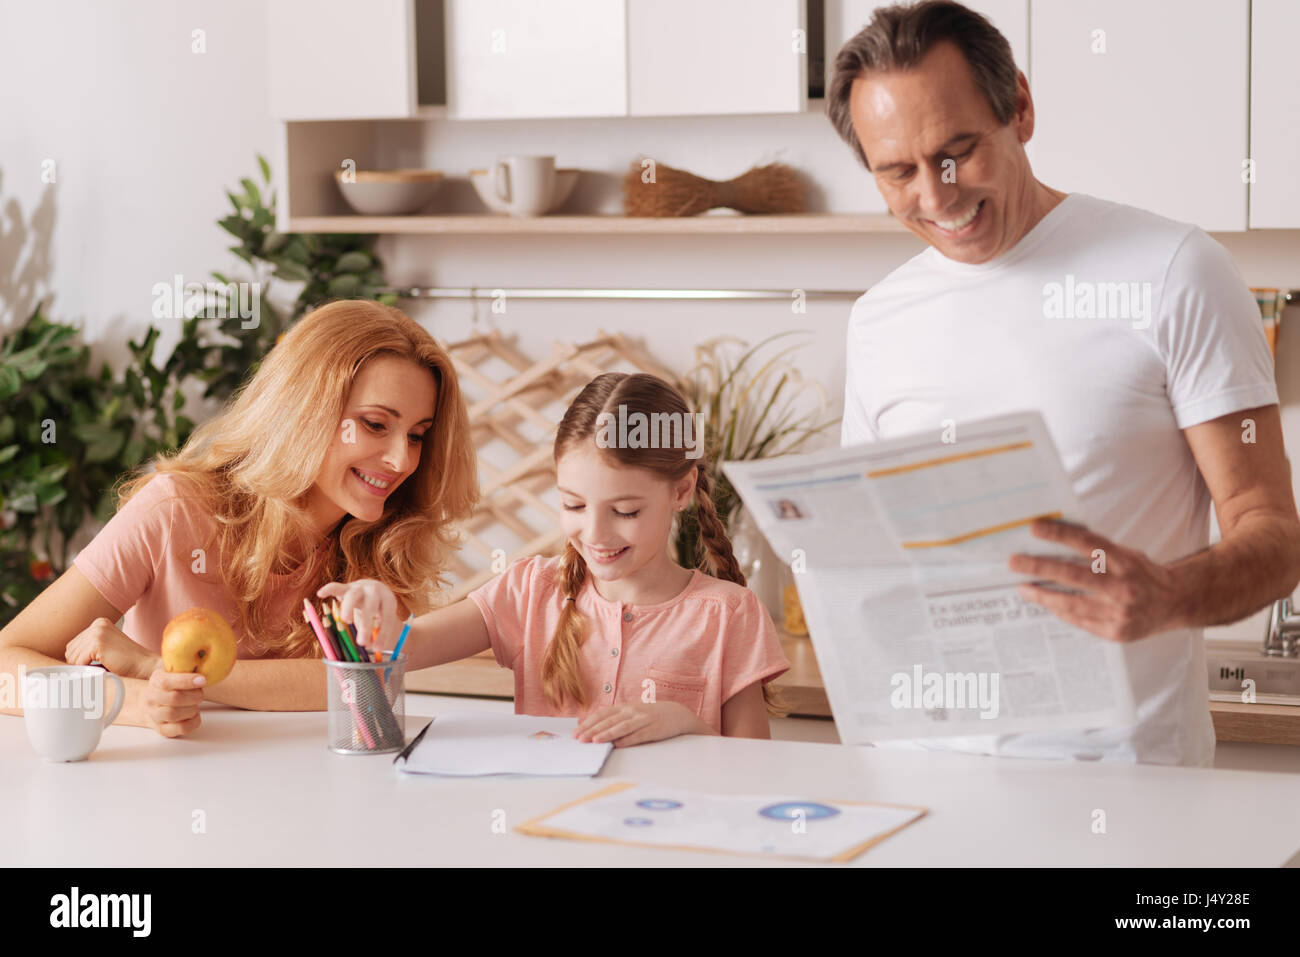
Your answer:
143;663;206;738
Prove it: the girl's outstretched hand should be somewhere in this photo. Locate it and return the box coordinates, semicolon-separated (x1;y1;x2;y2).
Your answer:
316;579;401;654
573;701;706;747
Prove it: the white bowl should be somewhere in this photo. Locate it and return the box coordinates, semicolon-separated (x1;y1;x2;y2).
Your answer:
469;168;579;215
335;169;445;215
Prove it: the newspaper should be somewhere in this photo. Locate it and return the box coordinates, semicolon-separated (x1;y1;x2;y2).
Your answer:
723;411;1136;741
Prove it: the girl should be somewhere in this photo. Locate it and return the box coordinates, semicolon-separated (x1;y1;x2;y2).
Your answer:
0;300;478;738
320;372;790;747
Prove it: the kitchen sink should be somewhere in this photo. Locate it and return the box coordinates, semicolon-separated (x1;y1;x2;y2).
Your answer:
1206;639;1300;705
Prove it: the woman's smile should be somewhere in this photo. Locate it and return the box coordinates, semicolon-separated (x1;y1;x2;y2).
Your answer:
350;466;398;498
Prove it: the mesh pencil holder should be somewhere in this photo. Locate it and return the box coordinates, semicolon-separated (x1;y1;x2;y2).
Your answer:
323;657;406;755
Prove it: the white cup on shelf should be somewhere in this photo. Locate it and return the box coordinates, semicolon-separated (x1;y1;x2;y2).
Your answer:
491;155;557;217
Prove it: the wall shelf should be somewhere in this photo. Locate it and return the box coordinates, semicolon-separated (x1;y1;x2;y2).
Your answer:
286;213;910;235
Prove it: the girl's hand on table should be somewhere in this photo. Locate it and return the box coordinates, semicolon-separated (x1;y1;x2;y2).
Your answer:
316;579;401;654
574;701;702;747
144;663;205;738
64;617;160;681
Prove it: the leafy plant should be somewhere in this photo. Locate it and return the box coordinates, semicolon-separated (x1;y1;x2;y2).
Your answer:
672;332;839;569
209;154;395;394
0;155;395;621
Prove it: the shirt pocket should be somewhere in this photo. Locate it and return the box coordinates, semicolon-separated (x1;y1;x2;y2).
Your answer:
643;667;706;717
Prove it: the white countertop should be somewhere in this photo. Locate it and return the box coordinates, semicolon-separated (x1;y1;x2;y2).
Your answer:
5;695;1299;867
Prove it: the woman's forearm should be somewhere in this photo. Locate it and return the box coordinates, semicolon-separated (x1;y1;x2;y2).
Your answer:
201;657;329;711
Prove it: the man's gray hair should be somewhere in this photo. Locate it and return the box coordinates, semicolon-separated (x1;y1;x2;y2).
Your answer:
826;0;1020;170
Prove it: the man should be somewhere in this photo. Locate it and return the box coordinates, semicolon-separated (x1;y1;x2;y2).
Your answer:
827;0;1300;765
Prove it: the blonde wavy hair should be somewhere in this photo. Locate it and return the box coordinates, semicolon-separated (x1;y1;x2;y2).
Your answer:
115;299;479;658
543;372;787;717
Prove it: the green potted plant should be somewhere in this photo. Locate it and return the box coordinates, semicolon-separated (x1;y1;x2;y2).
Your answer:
672;332;839;603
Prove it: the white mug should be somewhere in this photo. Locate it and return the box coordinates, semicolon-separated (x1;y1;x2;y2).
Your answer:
22;665;125;762
492;155;556;217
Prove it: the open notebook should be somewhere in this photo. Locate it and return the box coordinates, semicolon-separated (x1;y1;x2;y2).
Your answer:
393;711;613;777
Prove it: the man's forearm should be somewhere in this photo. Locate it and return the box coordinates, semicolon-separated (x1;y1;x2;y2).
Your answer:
1167;512;1300;629
203;657;328;711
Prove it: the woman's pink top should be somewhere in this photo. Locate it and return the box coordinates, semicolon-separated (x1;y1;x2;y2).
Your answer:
72;473;314;656
468;555;790;733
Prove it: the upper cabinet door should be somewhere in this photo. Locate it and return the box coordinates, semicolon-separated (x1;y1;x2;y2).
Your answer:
445;0;627;119
1250;0;1300;228
1029;0;1248;231
269;0;417;119
628;0;806;116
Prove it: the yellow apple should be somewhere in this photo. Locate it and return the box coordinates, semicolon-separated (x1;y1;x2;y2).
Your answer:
161;608;238;685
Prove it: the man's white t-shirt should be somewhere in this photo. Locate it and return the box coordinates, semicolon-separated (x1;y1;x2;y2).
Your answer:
841;192;1278;766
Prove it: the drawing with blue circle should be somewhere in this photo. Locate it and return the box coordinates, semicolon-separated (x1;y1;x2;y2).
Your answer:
635;798;683;811
758;801;840;821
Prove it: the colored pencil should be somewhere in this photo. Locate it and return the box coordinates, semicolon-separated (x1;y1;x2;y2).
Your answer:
329;601;403;745
323;604;359;662
302;599;337;661
325;601;390;742
333;599;370;662
319;605;346;660
331;599;366;662
344;604;371;663
314;599;403;750
308;600;342;660
385;615;413;682
303;599;376;749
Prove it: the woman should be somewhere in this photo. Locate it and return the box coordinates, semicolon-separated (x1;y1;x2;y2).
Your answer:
0;300;478;738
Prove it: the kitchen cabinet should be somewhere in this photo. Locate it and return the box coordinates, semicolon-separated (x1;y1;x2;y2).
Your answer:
271;0;814;122
627;0;806;116
1028;0;1249;231
268;0;1288;234
1249;0;1300;228
445;0;628;119
268;0;419;120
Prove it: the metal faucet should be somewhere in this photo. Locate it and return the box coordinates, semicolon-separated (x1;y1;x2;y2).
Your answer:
1264;597;1300;657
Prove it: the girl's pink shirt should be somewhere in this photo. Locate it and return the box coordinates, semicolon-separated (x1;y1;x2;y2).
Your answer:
72;472;312;656
468;555;790;733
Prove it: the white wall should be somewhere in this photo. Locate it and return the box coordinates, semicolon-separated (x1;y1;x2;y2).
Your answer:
0;0;279;367
3;0;1299;647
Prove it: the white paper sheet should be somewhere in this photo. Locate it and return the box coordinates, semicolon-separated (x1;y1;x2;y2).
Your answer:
518;782;926;862
723;411;1137;742
394;712;612;777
